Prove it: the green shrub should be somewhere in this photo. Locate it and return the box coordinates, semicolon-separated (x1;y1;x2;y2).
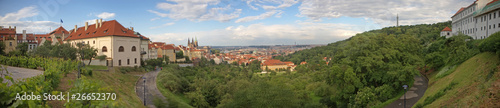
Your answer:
479;31;500;53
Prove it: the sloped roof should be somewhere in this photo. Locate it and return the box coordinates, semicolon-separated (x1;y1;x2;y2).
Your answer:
442;27;452;31
65;20;138;41
50;26;69;35
0;28;16;34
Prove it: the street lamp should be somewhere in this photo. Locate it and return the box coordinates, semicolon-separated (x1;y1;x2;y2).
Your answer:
143;77;146;106
403;84;408;108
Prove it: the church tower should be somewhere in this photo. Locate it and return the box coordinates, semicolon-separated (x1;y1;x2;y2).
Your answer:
195;37;198;47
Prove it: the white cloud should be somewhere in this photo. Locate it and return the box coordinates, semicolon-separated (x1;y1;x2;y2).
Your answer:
148;22;361;46
0;6;59;33
149;22;175;29
247;0;298;11
150;17;160;21
149;0;241;22
96;12;115;19
298;0;471;26
235;10;281;23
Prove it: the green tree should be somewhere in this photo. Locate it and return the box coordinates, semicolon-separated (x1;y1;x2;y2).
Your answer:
0;41;5;55
176;51;184;59
77;43;98;65
16;42;28;56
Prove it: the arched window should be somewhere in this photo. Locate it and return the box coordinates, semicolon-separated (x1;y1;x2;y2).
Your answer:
118;60;121;66
132;46;136;52
93;40;95;44
119;46;124;52
127;59;130;65
102;46;107;52
135;58;137;64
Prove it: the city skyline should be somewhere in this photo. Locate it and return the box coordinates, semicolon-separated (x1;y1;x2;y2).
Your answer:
0;0;474;46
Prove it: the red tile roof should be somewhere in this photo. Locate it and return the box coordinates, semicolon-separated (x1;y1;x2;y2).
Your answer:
65;20;138;41
0;28;16;35
50;26;69;35
442;27;452;31
262;59;291;66
487;0;499;6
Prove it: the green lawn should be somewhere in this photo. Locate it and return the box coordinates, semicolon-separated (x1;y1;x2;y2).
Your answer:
86;65;108;70
87;71;146;108
413;52;500;108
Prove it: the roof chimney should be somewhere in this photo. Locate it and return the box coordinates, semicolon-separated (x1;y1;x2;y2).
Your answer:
95;19;98;29
9;26;11;29
74;25;77;32
99;19;103;28
14;26;16;31
85;22;88;31
131;27;134;31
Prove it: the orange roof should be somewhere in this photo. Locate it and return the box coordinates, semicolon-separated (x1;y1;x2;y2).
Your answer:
50;26;69;35
442;27;452;31
162;44;175;50
262;59;291;66
0;28;16;35
65;20;138;40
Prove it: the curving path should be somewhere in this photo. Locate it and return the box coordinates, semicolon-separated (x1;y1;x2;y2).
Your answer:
385;75;428;108
1;66;44;86
136;69;168;108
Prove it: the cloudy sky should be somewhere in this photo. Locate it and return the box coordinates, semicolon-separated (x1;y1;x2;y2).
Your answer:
0;0;474;46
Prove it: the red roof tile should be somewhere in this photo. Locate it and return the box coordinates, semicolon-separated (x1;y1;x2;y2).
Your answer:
442;27;452;31
65;20;138;41
50;26;69;35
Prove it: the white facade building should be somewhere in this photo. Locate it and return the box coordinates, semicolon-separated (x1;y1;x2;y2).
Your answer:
452;0;500;39
65;19;142;67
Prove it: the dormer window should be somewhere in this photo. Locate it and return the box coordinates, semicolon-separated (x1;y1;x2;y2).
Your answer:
93;31;96;34
78;34;81;36
104;30;108;33
86;33;89;35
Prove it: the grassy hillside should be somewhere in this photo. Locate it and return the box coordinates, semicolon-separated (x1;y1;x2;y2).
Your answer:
414;52;500;107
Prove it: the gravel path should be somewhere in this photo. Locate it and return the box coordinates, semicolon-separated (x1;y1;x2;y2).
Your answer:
136;69;168;108
385;75;428;108
1;65;44;86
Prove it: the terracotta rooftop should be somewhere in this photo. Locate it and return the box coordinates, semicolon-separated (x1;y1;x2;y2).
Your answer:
49;26;69;35
65;20;138;41
442;27;452;31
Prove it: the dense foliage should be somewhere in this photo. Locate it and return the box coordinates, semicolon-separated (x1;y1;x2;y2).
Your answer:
0;56;77;107
30;41;77;60
479;31;500;57
157;21;485;107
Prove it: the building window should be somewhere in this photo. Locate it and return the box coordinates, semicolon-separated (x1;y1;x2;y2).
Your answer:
93;40;95;44
490;25;491;29
9;42;12;46
127;59;130;65
119;46;124;52
87;41;89;44
132;46;136;52
119;60;121;66
135;58;137;64
102;46;107;52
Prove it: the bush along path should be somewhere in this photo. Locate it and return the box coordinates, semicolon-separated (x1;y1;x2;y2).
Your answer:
136;68;168;108
385;75;428;108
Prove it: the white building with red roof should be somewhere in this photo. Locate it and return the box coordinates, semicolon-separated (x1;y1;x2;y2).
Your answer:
441;27;452;38
452;0;500;39
65;19;142;67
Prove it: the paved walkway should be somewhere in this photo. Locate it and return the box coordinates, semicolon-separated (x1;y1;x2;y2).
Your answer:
0;66;44;86
385;76;428;108
136;69;168;108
